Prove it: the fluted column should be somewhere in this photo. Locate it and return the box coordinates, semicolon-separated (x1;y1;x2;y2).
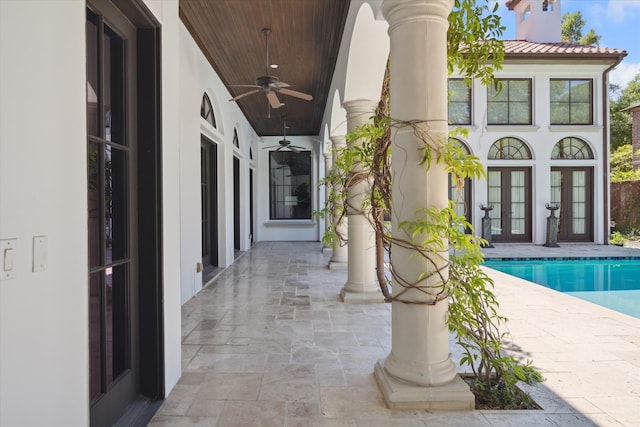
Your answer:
374;0;474;409
340;99;383;303
322;150;333;253
328;135;348;269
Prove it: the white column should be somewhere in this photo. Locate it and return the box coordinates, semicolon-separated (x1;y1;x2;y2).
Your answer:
374;0;474;409
322;151;333;253
328;135;348;269
340;99;384;303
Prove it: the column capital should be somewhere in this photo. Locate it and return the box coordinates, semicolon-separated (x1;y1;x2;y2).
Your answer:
343;99;379;134
382;0;453;32
342;99;378;121
329;134;346;148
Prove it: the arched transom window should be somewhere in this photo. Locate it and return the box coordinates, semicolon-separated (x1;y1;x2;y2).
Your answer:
449;137;471;158
233;129;239;148
551;137;593;159
201;93;216;128
488;137;532;160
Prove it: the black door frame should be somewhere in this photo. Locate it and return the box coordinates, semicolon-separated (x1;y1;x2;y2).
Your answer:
249;168;254;243
551;166;594;242
87;1;163;425
233;156;241;252
136;24;164;401
487;167;532;243
201;136;219;275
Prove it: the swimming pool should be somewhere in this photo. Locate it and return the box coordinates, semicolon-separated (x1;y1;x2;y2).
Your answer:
483;258;640;319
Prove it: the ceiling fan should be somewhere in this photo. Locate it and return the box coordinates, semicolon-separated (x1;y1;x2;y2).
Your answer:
263;118;306;153
229;28;313;110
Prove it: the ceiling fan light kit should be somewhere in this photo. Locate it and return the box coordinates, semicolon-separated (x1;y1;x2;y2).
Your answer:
229;28;313;110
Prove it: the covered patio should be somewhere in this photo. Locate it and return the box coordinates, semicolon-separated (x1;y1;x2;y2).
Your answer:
147;242;640;426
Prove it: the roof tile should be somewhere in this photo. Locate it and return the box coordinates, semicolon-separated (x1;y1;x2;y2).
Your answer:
502;40;627;57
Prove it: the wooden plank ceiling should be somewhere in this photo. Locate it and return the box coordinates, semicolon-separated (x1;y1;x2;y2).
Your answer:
179;0;351;137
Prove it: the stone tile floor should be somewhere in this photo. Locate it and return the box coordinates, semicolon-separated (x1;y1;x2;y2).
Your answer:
149;242;640;426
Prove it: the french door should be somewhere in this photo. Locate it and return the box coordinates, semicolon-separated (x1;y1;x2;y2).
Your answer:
87;1;163;425
87;4;138;424
234;157;241;253
201;137;219;276
551;167;593;241
487;167;532;242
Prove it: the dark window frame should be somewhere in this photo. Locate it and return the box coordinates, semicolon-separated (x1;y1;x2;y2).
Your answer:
200;93;216;128
550;78;593;125
487;79;532;125
269;150;312;220
488;137;532;160
448;78;472;125
551;137;594;159
233;128;239;148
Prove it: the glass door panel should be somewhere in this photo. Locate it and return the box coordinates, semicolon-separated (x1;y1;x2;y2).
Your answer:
488;170;502;236
487;168;531;242
551;168;592;241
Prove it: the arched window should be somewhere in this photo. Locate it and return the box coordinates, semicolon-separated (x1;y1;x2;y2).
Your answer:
488;137;532;160
201;93;216;128
449;137;471;158
551;137;593;159
448;138;472;233
233;129;239;148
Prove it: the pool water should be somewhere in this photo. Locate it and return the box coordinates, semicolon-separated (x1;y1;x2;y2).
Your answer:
483;258;640;319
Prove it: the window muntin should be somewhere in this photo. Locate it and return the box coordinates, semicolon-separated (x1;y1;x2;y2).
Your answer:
550;79;593;125
233;129;239;148
200;93;216;128
269;151;312;220
86;7;130;401
488;137;532;160
487;79;532;125
448;79;471;125
551;137;594;159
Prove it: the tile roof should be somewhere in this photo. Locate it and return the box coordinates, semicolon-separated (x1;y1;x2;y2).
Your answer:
622;102;640;112
502;40;627;59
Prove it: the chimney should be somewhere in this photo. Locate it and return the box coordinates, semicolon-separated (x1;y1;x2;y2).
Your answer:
506;0;562;43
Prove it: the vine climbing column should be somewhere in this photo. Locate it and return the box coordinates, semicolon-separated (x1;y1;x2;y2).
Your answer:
322;150;333;253
375;0;474;409
341;99;384;303
328;135;348;269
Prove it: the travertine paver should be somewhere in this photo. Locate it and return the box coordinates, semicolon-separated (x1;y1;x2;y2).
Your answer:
149;242;640;427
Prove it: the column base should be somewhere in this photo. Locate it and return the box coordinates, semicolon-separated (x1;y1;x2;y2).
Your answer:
340;287;384;303
328;260;348;270
374;361;475;410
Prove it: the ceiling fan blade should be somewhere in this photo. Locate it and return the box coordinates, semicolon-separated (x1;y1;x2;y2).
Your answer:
266;91;282;109
271;81;290;89
229;89;260;102
288;146;300;153
279;88;313;101
230;84;260;88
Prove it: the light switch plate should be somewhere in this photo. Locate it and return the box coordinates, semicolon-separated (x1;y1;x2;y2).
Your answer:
1;239;17;281
32;235;47;272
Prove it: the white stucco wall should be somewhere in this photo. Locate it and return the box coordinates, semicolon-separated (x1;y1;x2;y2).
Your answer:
178;22;265;304
0;2;89;425
150;0;183;397
454;62;609;245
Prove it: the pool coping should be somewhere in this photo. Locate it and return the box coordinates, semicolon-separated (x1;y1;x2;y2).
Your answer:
484;256;640;261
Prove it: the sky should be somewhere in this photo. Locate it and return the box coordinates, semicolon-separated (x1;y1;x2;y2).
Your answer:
495;0;640;90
